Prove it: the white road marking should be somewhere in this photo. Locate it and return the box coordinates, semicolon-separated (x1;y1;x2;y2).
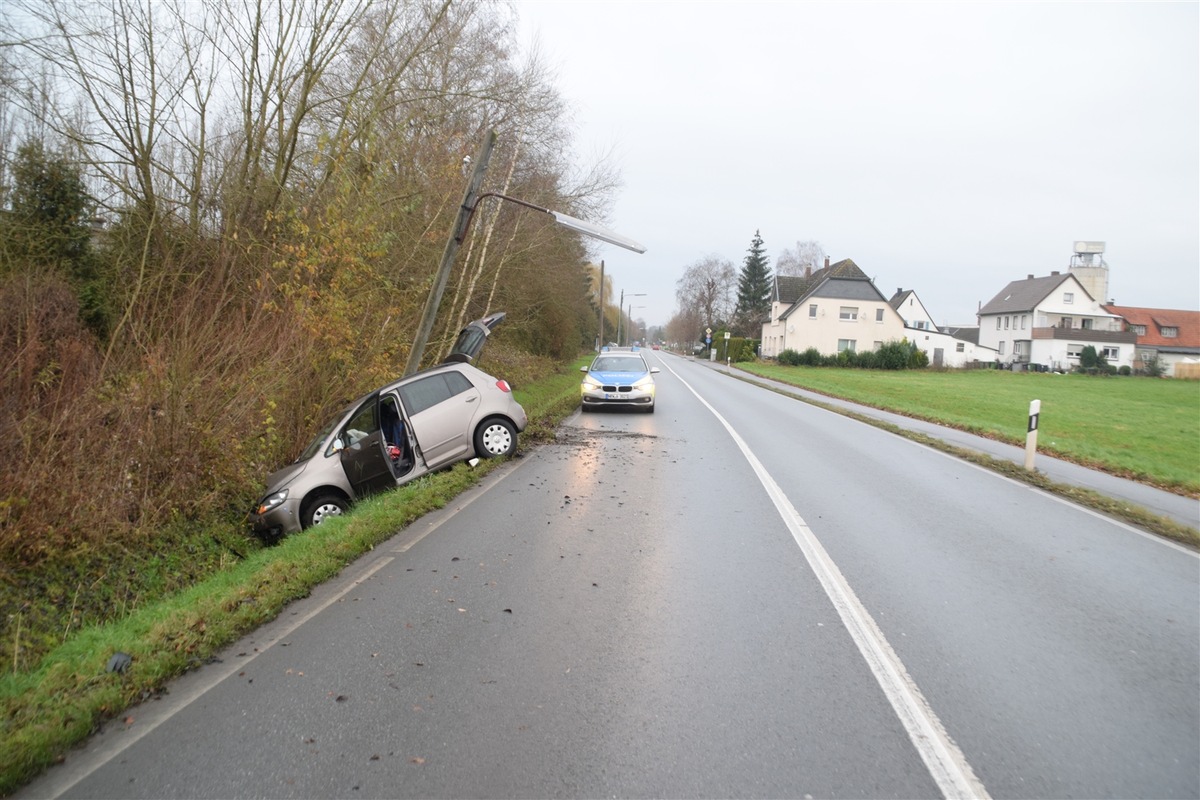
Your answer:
33;556;395;800
664;361;991;800
33;460;531;798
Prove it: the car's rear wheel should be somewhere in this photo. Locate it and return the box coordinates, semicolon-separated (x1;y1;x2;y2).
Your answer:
301;493;348;529
475;418;517;458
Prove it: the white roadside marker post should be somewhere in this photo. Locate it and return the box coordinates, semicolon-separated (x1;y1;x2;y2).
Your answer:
1024;399;1041;471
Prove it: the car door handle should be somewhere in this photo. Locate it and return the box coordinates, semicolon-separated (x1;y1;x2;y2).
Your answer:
465;396;477;403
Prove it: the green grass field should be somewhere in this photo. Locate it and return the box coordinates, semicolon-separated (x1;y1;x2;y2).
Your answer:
736;364;1200;496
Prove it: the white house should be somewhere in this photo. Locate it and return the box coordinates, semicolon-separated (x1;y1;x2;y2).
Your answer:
888;288;998;368
761;259;908;358
977;271;1135;371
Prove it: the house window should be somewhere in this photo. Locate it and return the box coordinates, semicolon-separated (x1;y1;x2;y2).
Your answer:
1161;326;1178;338
914;320;927;330
1102;346;1119;360
1081;319;1093;330
809;304;817;318
1061;317;1072;329
1067;344;1083;359
1064;292;1074;304
839;307;858;321
1021;315;1027;330
876;308;884;322
998;341;1006;354
996;318;1001;330
1129;324;1146;335
956;342;965;352
837;339;856;352
873;341;883;350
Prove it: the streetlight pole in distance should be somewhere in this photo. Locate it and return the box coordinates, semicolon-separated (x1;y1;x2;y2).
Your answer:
405;131;646;376
618;290;646;347
628;305;645;346
597;260;604;352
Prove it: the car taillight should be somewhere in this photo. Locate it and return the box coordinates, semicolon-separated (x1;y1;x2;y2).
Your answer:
495;379;512;393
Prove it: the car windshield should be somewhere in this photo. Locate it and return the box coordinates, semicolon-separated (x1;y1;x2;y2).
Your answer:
294;397;362;462
592;357;646;373
295;416;341;462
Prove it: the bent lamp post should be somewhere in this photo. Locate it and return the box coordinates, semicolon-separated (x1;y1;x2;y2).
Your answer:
405;131;646;376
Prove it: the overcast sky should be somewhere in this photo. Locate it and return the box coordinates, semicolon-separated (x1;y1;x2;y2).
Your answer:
512;0;1199;329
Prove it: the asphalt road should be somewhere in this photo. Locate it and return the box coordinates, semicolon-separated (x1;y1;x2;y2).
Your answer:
21;351;1199;799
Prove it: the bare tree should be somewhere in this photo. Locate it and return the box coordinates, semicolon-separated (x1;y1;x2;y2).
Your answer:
775;239;826;277
676;254;735;332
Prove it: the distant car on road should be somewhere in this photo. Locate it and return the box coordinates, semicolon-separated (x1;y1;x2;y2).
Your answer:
249;314;527;540
580;349;659;413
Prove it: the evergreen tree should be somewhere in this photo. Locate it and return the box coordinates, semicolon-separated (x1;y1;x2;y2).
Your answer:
4;140;94;272
734;229;772;335
2;140;108;335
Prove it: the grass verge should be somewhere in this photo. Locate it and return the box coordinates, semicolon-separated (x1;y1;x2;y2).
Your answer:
0;358;587;796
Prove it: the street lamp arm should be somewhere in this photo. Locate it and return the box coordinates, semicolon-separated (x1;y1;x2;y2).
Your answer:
460;192;646;254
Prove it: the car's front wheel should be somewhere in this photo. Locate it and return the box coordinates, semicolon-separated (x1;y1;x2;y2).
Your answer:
301;493;348;529
475;417;517;458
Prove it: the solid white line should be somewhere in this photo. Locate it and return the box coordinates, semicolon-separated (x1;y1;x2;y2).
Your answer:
664;362;990;800
35;556;395;800
37;456;534;798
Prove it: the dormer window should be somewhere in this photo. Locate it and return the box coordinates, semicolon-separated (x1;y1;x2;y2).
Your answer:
1129;324;1146;335
1161;326;1178;338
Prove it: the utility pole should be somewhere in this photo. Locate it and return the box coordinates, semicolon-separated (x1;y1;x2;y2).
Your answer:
617;288;625;347
597;260;605;351
405;131;496;376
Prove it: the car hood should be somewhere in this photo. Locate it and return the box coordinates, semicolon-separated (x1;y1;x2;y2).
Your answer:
589;370;649;383
263;460;308;495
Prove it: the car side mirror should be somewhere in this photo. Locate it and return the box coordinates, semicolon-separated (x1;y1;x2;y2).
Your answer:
650;367;660;374
580;365;589;372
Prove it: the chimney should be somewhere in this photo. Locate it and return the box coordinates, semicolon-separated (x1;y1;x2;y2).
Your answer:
805;265;811;279
1051;270;1060;276
824;256;830;269
897;287;903;296
1027;274;1034;280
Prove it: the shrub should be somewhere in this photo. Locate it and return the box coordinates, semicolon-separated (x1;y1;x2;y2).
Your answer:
1140;355;1166;378
797;347;821;366
778;348;801;366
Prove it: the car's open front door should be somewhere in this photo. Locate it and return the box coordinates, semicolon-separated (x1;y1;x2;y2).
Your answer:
338;393;395;497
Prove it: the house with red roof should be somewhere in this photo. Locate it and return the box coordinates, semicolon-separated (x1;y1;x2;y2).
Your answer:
1102;305;1200;378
